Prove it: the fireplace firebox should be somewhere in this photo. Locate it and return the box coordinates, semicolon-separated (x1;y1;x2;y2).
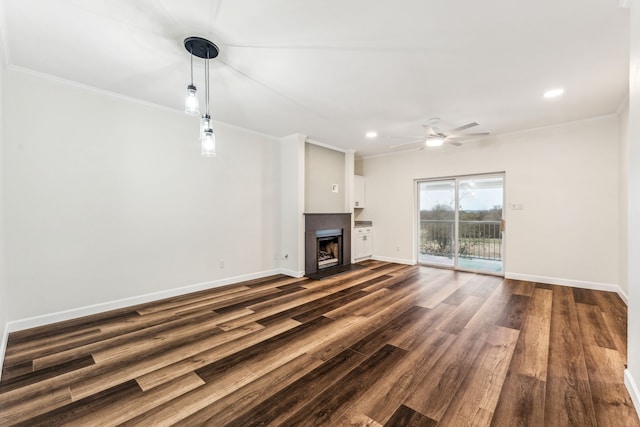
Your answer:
304;213;351;277
316;229;342;270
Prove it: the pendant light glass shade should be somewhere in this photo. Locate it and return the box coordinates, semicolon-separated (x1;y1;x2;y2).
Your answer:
200;114;212;140
201;128;216;157
185;84;199;115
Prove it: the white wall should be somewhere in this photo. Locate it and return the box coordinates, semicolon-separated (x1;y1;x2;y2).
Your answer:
619;103;629;297
363;115;621;291
0;54;9;374
304;143;346;213
280;134;305;276
626;2;640;412
4;68;283;323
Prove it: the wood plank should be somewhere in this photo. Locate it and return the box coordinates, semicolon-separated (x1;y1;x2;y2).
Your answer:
316;331;457;425
278;344;408;426
464;279;515;330
135;318;297;391
403;326;490;421
349;305;429;356
572;287;599;305
508;288;552;380
510;279;535;297
384;404;437;427
495;294;530;330
434;295;486;335
199;348;366;426
176;353;325;426
544;286;598;426
576;302;617;350
490;372;546;427
0;355;95;394
0;386;73;425
437;326;520;426
590;381;640;427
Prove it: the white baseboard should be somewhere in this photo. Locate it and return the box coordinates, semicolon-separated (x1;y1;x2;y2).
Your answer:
504;272;627;304
279;268;305;278
0;322;8;382
7;269;283;333
371;255;416;265
625;369;640;418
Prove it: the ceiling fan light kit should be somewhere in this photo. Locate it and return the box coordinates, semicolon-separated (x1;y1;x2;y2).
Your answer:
426;137;445;147
184;37;219;157
390;119;490;150
543;88;565;98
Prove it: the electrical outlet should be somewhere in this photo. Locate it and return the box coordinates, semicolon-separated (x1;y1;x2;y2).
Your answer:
219;259;225;268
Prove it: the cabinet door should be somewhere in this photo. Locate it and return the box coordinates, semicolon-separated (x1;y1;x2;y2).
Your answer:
362;233;373;257
354;175;365;208
354;235;364;259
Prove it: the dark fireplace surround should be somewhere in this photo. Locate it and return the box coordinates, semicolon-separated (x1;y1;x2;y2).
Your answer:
304;213;351;277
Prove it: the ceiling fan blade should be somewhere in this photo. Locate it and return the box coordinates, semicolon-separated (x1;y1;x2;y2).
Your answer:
446;132;491;139
390;139;425;148
446;122;479;134
447;140;464;147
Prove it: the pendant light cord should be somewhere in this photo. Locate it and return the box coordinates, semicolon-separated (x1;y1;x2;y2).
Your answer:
190;48;194;86
205;51;210;116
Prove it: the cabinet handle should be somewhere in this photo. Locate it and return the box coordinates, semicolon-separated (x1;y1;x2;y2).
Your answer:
363;236;367;241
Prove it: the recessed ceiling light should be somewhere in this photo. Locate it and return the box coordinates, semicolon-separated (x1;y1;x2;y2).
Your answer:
543;88;564;98
365;131;378;139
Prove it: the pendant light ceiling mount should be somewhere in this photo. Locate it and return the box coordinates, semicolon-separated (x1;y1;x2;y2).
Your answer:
184;37;219;59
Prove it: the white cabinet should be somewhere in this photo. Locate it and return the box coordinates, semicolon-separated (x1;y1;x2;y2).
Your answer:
354;226;373;259
354;175;365;208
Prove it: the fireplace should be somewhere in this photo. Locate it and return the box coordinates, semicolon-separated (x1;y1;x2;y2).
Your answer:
304;213;351;277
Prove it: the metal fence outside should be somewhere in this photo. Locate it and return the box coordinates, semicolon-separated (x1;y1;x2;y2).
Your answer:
419;220;502;261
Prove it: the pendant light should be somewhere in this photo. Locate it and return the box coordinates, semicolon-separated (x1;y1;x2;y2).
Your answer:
201;51;215;157
184;37;219;157
184;48;200;115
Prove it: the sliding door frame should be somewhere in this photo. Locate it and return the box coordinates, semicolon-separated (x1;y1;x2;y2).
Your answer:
416;172;506;276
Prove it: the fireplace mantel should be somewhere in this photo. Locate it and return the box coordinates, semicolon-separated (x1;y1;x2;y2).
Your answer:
304;213;352;277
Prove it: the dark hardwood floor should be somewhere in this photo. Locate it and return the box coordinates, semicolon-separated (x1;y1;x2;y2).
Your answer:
0;261;637;426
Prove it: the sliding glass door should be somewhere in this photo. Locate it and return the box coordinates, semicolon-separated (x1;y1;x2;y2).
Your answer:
417;180;456;267
417;174;504;274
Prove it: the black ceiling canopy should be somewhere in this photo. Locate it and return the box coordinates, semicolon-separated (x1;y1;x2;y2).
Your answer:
184;37;219;59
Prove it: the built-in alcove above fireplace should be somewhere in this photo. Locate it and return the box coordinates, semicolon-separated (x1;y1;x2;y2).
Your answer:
304;213;352;278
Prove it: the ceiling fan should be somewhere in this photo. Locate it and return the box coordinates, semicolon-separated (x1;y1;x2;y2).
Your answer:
390;119;490;149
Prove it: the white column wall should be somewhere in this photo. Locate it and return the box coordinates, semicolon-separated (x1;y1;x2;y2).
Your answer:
280;134;306;277
0;50;9;375
626;2;640;412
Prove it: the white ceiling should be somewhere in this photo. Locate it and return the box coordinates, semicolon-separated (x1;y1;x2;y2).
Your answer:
0;0;629;156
